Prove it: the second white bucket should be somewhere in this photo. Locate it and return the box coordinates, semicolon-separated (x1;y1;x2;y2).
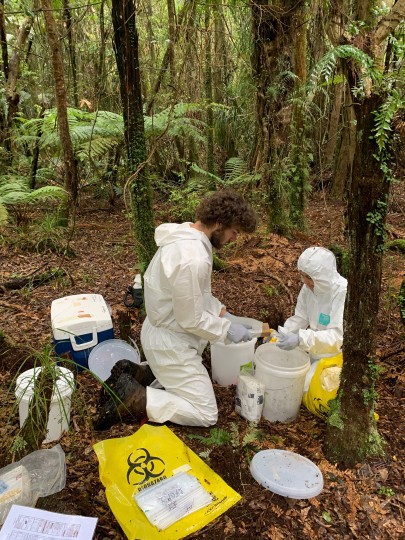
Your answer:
211;338;257;386
15;366;75;443
254;343;310;422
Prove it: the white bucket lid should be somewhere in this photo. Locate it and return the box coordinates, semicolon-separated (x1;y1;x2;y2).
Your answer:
88;339;140;381
250;449;323;499
15;367;74;401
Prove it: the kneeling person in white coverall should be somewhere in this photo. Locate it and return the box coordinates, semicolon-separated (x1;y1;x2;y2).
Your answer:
275;246;347;386
95;190;257;429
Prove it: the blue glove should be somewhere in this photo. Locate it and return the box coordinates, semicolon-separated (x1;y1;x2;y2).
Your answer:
227;323;253;343
223;312;252;330
276;333;300;351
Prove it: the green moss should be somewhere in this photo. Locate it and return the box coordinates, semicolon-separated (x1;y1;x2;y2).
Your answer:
367;427;386;458
327;398;344;430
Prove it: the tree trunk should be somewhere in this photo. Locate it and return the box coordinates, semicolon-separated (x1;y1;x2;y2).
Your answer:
41;0;79;217
205;1;215;176
111;0;156;272
63;0;79;108
167;0;176;87
330;84;356;199
324;82;344;170
289;5;308;227
324;0;405;466
250;0;304;234
2;16;32;164
0;0;8;78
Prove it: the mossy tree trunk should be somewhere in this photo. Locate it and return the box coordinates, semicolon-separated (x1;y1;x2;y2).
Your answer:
250;0;305;235
111;0;156;273
204;0;215;177
324;0;405;467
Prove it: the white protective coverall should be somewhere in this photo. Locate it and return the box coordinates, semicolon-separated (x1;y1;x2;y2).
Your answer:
141;223;231;427
280;246;347;360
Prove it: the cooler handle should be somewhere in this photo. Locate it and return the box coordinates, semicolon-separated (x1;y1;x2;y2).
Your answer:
70;328;98;351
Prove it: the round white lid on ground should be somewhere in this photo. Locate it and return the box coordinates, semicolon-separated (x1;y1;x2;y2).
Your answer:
88;339;140;381
250;449;324;499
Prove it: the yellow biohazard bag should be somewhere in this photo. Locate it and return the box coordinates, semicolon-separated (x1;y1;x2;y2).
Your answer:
93;424;241;540
302;353;343;419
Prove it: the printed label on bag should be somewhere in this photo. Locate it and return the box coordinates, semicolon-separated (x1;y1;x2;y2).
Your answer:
318;313;330;326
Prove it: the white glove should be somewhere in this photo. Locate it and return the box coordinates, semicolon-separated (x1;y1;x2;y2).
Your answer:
276;333;300;351
227;323;253;343
223;312;252;330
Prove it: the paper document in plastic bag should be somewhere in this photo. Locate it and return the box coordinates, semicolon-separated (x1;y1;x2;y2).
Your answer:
135;472;212;530
93;424;241;540
235;374;265;422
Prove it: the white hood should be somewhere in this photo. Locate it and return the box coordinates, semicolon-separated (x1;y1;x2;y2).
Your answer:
298;247;340;296
155;222;210;249
283;246;347;357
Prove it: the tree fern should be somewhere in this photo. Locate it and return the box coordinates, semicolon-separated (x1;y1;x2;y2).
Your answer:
0;175;66;225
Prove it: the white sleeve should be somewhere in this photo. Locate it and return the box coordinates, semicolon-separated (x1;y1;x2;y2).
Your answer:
283;287;310;333
298;289;346;355
167;259;230;342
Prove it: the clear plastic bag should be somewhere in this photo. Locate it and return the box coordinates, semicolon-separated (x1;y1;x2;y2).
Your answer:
0;444;66;524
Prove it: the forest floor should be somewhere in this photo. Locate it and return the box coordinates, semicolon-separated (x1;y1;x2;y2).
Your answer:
0;184;404;539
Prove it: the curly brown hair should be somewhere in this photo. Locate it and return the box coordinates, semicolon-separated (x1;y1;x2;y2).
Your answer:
195;190;257;232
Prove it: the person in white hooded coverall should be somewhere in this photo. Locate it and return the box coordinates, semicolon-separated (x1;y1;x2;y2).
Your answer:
275;246;347;388
138;190;257;427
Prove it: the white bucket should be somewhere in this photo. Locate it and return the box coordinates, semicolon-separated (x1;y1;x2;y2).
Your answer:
254;343;310;422
15;367;75;443
210;338;257;386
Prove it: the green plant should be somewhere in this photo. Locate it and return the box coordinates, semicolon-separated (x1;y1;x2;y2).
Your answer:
262;285;276;298
366;200;389;251
0;175;66;225
377;486;395;497
168;186;201;222
188;428;232;446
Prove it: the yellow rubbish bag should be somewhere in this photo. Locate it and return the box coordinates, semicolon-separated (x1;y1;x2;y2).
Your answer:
93;424;241;540
302;353;343;419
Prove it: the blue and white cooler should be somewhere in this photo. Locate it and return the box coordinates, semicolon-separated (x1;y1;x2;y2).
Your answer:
51;294;114;370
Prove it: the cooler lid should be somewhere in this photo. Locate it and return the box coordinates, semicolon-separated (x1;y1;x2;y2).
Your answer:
51;294;112;340
250;449;323;499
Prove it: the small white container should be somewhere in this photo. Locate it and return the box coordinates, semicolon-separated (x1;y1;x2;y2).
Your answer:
254;343;310;422
210;338;257;386
15;367;75;443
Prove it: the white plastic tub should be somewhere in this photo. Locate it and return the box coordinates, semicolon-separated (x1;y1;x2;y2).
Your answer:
15;367;75;443
254;343;310;422
210;338;257;386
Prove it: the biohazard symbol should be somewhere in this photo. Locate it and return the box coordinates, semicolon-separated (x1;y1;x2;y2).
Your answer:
126;447;165;485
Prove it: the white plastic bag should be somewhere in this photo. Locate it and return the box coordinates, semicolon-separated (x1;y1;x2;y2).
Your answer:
0;444;66;524
235;374;265;422
134;472;212;531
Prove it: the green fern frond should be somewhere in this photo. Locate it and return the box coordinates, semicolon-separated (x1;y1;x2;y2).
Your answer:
242;424;264;447
372;89;404;153
189;163;221;185
309;45;379;97
224;157;247;180
0;175;66;223
23;186;66;202
188;427;232;446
